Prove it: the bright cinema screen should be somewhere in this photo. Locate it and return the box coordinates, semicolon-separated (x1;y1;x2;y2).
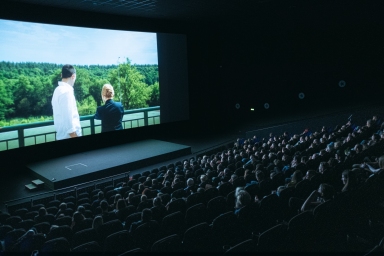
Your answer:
0;18;161;150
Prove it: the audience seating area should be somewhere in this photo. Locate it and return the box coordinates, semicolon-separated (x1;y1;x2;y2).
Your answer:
1;114;384;255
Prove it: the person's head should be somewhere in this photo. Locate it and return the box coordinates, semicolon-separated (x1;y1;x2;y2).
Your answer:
256;170;265;182
235;187;245;197
114;194;122;204
141;208;152;222
301;156;308;163
230;174;238;183
92;216;103;229
354;144;363;154
277;186;285;196
187;178;194;187
116;199;126;211
235;190;251;209
100;200;109;212
291;170;303;183
224;168;231;176
197;188;205;193
72;211;84;223
305;170;316;180
50;225;59;232
318;162;329;173
38;207;47;216
153;197;162;207
77;205;85;214
200;175;208;183
372;133;380;142
127;192;135;202
318;183;335;201
141;195;147;202
101;84;114;103
341;170;350;185
61;64;76;86
59;203;67;211
152;179;158;186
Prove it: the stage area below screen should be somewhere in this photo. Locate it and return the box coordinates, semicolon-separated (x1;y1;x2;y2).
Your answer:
27;139;191;190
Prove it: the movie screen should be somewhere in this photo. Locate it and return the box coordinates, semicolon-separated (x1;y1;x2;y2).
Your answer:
0;18;160;150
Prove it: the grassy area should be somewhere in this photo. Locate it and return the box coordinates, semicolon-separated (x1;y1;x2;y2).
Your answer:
0;116;53;128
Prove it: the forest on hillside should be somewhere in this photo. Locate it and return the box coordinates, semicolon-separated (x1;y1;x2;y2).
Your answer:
0;60;159;126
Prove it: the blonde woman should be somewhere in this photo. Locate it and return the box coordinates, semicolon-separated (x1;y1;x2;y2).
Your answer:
94;84;124;132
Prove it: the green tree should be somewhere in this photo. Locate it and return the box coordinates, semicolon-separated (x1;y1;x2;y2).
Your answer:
73;68;92;102
13;75;34;117
89;78;110;107
109;59;151;110
149;82;160;106
0;79;13;120
77;97;97;116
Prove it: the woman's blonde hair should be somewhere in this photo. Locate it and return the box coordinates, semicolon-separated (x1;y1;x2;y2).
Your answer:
101;84;114;102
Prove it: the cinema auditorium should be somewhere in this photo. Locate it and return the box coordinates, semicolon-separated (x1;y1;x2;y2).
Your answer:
0;0;384;254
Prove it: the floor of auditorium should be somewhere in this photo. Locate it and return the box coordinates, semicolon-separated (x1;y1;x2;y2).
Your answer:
1;102;383;212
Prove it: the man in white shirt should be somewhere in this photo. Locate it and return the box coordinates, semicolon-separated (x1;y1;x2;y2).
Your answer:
52;64;82;140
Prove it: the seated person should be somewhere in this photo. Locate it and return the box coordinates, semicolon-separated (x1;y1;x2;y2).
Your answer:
92;215;103;231
304;170;317;180
34;207;48;223
115;199;129;222
286;170;303;188
126;192;135;206
150;197;167;223
184;178;197;194
199;174;211;189
234;189;252;214
137;195;153;212
55;203;67;218
341;170;358;193
100;200;117;223
110;194;122;210
143;177;152;187
91;191;105;213
171;177;184;192
71;211;87;233
301;183;335;212
129;208;157;233
151;179;162;190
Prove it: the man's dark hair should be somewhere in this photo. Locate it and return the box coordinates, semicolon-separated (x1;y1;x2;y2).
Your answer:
62;64;76;78
59;203;67;210
256;170;265;181
319;183;335;201
77;205;85;214
153;197;162;207
100;200;108;212
38;207;46;216
141;208;152;222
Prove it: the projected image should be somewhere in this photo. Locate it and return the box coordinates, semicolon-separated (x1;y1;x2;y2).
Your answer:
0;19;160;150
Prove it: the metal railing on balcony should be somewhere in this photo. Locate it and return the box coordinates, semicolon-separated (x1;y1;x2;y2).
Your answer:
0;106;160;151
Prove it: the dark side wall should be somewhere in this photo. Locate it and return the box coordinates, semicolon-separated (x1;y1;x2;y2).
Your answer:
189;1;384;129
0;1;383;166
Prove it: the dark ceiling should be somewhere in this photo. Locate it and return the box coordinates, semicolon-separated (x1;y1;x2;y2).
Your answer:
2;0;294;23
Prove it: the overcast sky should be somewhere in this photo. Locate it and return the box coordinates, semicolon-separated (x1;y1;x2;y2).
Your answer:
0;19;158;65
